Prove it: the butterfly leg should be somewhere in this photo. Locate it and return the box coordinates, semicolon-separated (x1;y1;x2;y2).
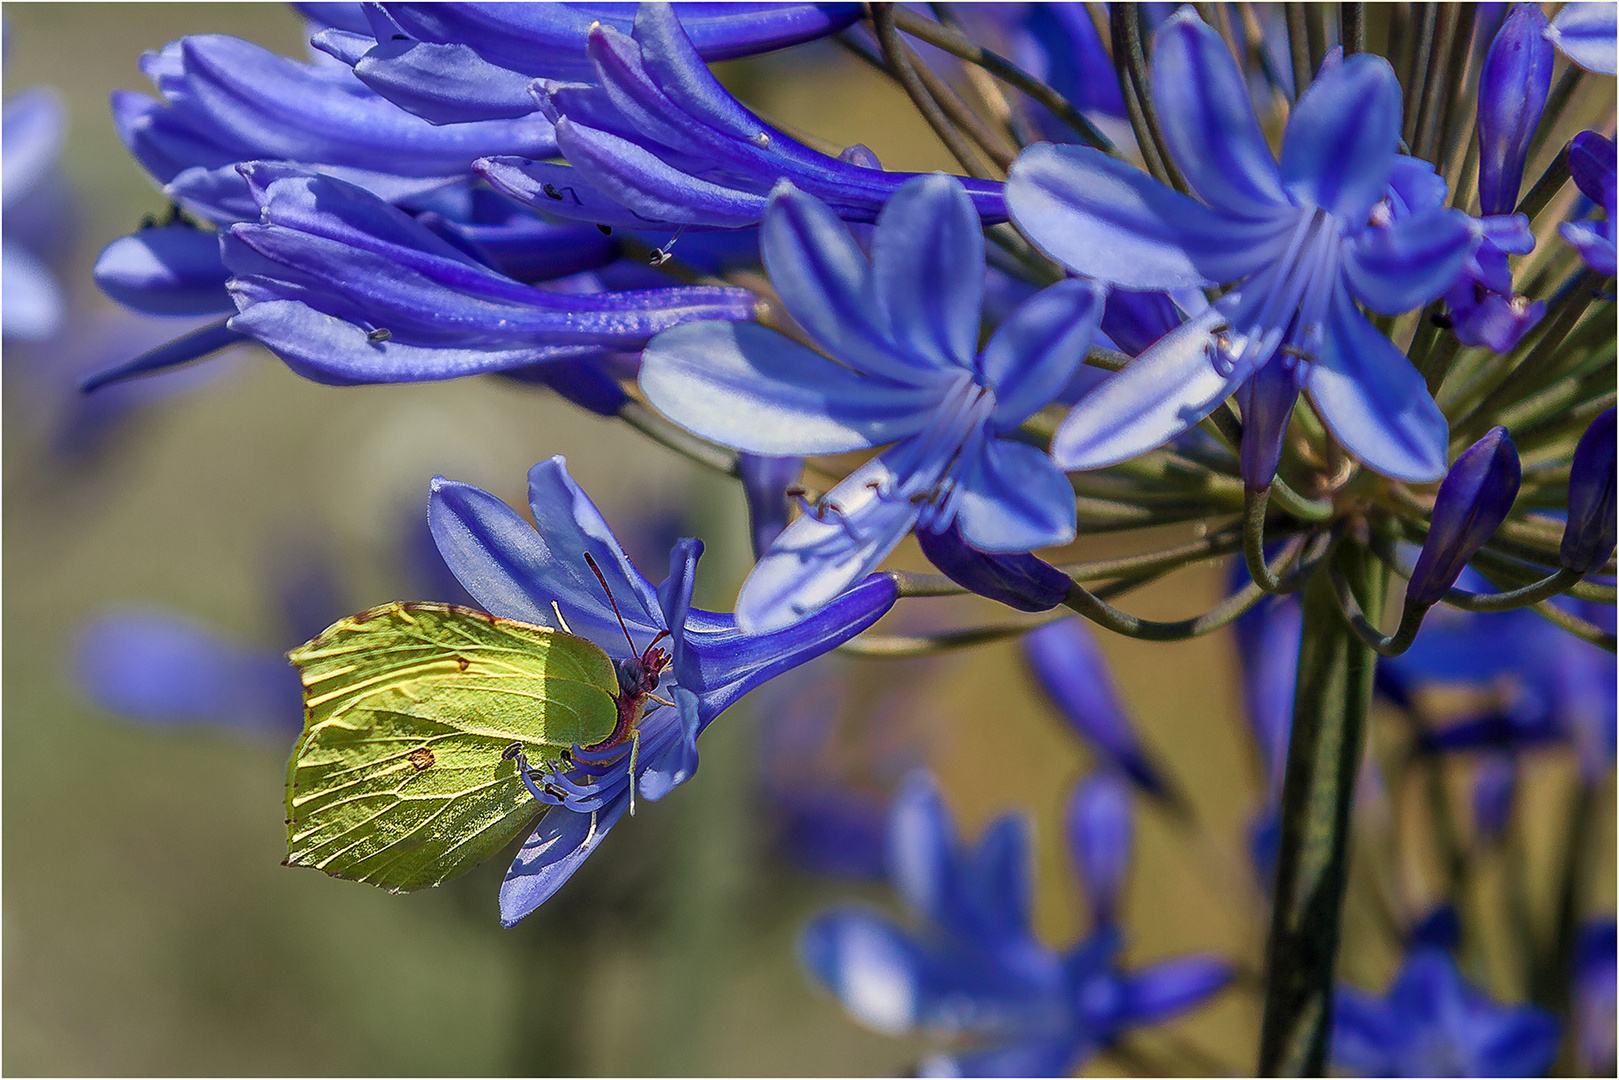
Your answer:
627;727;642;817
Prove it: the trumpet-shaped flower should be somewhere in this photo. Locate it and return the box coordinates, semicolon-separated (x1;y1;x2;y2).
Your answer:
476;4;1005;231
1007;9;1477;485
642;175;1102;631
801;771;1230;1076
429;457;896;924
218;164;756;385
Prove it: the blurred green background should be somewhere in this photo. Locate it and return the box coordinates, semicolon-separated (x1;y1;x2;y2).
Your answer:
3;5;1609;1076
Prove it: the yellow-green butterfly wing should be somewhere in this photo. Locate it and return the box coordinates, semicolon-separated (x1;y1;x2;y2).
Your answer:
285;602;619;892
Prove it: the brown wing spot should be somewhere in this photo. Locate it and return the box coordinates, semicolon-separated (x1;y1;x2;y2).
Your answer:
456;655;471;671
408;747;436;771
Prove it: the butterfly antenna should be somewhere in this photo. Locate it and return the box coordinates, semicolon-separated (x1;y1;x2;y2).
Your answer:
583;551;638;656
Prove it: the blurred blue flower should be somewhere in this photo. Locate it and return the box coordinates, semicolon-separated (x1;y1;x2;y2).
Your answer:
313;2;862;124
643;175;1102;630
2;86;66;341
1561;131;1616;276
1332;946;1560;1077
476;4;1005;231
1008;9;1477;485
1575;919;1617;1075
427;455;897;924
800;771;1230;1076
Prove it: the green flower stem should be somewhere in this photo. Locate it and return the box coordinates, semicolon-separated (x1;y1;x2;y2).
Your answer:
1245;485;1311;593
1400;3;1438;148
1111;4;1190;194
1285;4;1314;103
887;4;1116;152
1515;141;1572;223
870;4;996;180
1257;543;1388;1076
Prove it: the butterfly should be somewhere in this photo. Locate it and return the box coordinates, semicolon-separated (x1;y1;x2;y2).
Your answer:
284;557;669;892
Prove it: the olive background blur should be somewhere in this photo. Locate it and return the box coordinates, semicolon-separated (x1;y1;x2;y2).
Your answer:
3;5;1609;1075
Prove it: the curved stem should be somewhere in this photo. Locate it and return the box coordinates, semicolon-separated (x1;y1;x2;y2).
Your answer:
1442;568;1586;613
1110;4;1189;193
1325;537;1423;657
1063;533;1321;641
1529;598;1618;651
869;4;994;179
1244;485;1302;593
887;5;1115;152
835;616;1062;657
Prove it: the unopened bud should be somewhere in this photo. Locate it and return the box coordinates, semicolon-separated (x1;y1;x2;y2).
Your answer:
1407;427;1521;609
1562;409;1616;574
916;520;1070;612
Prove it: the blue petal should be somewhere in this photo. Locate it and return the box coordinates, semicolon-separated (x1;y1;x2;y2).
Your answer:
966;813;1034;940
981;277;1106;428
950;437;1076;553
1119;955;1232;1024
637;687;700;801
1008;144;1291;290
1150;9;1287;218
1279;53;1403;223
1561;220;1617;276
553;116;768;228
1024;620;1166;794
1308;288;1448;482
426;458;664;659
1546;2;1619;73
93;225;234;316
2;87;64;204
923;1038;1078;1078
916;521;1072;612
677;573;897;723
1066;771;1133;924
227;299;596;384
79;317;246;393
735;451;921;632
1050;305;1241;470
871;174;983;368
799;909;932;1034
762;182;952;383
500;795;630;926
888;770;963;930
658;537;703;683
1330;985;1403;1075
1343;209;1477;314
350;36;538;124
475;156;666;228
0;242;63;342
740;454;803;559
639;321;937;455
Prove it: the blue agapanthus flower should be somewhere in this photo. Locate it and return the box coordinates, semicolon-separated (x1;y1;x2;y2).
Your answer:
217;164;756;385
313;2;861;124
476;4;1005;231
642;174;1102;630
427;456;897;924
1332;945;1560;1077
1007;9;1478;485
800;770;1230;1076
3;85;67;341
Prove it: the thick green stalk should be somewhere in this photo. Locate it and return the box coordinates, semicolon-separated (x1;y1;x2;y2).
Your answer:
1257;548;1388;1075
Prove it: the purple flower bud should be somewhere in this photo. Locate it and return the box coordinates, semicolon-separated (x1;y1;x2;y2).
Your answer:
740;454;803;560
916;520;1071;613
1478;4;1554;216
1408;427;1522;609
93;223;234;317
1563;408;1617;574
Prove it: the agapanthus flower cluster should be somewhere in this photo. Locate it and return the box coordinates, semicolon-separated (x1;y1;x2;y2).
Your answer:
74;1;1616;1075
